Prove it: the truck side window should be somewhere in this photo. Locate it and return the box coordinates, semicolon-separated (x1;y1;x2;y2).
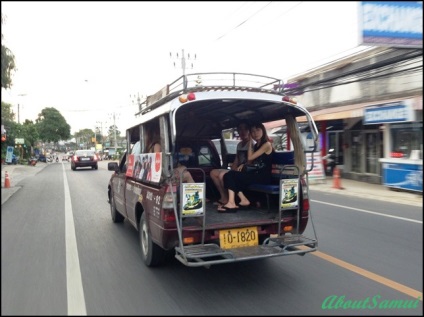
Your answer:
199;146;212;166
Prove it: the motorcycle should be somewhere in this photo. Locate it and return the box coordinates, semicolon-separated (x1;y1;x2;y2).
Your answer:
323;149;336;176
28;157;37;166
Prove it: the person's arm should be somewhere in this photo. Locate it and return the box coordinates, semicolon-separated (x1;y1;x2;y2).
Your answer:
231;153;240;171
153;142;161;153
248;140;272;161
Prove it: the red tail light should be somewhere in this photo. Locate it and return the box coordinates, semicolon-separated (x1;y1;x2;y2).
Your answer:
73;155;78;161
303;199;310;213
301;177;310;213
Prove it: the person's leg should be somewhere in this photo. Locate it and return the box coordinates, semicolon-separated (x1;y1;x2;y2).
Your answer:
210;169;229;204
237;191;250;207
183;170;195;183
218;172;239;210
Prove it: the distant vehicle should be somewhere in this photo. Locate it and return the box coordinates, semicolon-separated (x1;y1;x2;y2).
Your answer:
71;150;98;170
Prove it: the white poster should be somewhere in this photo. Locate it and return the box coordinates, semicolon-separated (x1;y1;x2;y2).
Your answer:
281;178;299;209
130;152;162;184
181;183;204;215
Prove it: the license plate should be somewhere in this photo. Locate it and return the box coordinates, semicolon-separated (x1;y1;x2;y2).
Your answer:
219;226;258;249
81;157;90;161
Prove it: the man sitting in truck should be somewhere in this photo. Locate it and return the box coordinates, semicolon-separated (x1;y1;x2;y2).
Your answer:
210;120;251;206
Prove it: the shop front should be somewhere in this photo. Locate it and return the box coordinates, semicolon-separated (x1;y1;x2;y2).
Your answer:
363;101;423;192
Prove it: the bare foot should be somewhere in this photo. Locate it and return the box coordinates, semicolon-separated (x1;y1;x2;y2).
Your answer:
238;200;250;207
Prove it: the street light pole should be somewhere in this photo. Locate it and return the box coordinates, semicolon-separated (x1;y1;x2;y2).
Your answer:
96;120;104;151
108;113;119;157
17;93;27;124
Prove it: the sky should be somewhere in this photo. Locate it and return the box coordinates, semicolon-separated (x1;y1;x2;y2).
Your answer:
1;1;365;135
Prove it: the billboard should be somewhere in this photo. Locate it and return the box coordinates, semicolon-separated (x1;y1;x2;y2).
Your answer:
359;1;423;48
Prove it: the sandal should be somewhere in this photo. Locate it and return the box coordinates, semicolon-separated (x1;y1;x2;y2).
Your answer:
213;200;227;206
217;205;239;213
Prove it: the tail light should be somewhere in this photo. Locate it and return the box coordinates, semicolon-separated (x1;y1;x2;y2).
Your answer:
300;177;310;213
93;155;98;161
73;155;78;162
162;184;177;222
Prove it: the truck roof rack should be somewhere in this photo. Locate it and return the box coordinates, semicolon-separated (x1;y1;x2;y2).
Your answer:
135;72;285;116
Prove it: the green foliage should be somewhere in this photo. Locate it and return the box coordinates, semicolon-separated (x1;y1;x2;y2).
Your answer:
21;119;39;148
1;15;16;89
35;107;71;143
107;124;121;141
1;101;15;122
74;128;95;148
1;102;16;157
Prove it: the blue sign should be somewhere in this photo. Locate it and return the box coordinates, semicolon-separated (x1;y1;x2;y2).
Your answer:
382;163;422;192
5;146;14;163
360;1;423;48
364;102;415;124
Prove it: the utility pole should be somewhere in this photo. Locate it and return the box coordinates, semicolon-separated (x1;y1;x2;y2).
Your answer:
96;121;104;151
108;112;119;156
170;49;197;76
130;93;146;113
17;93;27;124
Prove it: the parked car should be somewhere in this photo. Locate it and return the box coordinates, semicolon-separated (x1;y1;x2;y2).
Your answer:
70;150;98;170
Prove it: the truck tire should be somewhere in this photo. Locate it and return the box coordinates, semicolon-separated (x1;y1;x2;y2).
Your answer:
139;212;166;267
110;193;124;223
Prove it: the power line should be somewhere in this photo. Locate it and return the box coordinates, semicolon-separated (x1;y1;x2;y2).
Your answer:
215;2;273;41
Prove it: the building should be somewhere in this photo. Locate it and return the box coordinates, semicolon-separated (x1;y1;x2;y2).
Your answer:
271;47;422;191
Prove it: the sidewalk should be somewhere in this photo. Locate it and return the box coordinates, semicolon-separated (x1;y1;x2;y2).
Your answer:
1;162;422;207
1;162;49;205
308;176;422;207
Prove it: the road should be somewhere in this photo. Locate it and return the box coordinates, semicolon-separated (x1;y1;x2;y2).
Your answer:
1;160;422;315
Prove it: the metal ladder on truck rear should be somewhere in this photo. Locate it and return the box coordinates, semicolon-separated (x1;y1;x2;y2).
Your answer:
262;165;318;253
173;168;234;266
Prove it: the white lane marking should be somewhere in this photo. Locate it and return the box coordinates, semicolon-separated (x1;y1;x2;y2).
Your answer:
63;164;87;315
311;200;422;224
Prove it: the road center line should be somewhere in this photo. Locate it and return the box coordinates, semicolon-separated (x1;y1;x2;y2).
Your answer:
311;200;422;224
306;248;423;301
63;164;87;315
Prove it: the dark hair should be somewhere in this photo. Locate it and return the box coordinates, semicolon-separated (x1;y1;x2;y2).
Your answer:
250;122;269;145
237;120;250;130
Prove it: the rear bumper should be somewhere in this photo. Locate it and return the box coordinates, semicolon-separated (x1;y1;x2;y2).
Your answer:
174;234;317;267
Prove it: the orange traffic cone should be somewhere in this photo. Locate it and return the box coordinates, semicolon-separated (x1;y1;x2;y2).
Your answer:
4;171;11;188
332;167;344;190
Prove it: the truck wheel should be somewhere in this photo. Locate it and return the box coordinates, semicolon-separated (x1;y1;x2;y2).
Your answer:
139;213;166;267
110;193;124;223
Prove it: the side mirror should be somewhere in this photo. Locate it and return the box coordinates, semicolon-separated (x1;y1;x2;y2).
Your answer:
108;162;119;172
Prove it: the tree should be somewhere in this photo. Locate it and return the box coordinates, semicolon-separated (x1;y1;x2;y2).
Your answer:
107;124;121;147
1;15;16;89
35;107;71;143
74;128;95;149
21;119;39;151
1;101;16;158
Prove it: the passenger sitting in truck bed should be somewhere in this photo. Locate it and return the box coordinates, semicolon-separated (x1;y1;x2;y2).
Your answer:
148;139;195;184
218;122;273;212
210;120;251;206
